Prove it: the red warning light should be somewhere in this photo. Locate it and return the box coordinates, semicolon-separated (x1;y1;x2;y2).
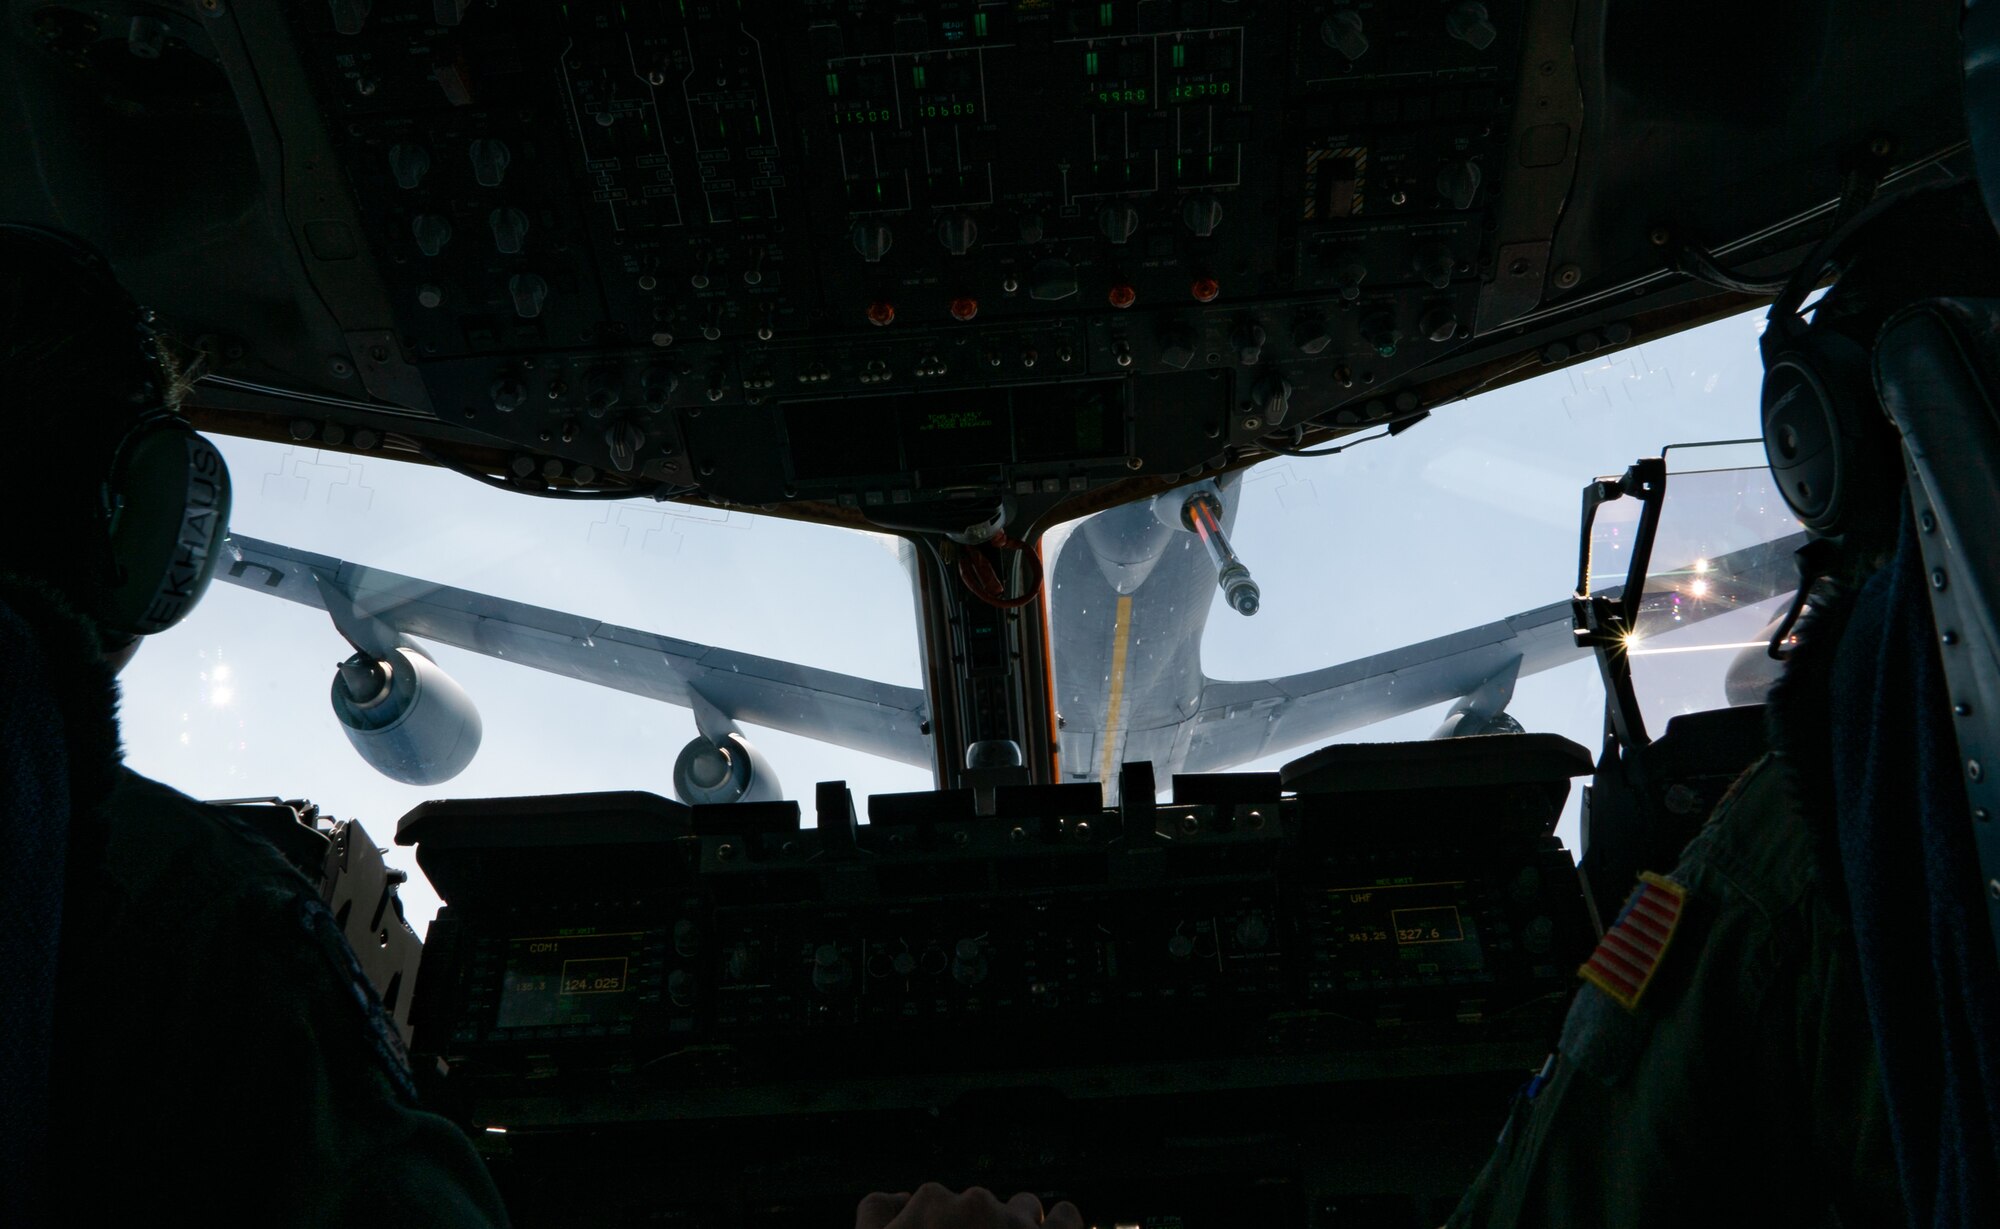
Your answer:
949;297;980;321
1190;276;1221;303
1107;283;1137;309
866;301;896;327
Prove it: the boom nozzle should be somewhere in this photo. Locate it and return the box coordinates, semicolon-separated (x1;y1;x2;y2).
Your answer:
1217;562;1261;615
1182;490;1261;617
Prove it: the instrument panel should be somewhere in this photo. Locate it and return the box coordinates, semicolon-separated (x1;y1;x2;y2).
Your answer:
2;0;1965;522
399;745;1592;1104
284;0;1520;508
397;745;1593;1225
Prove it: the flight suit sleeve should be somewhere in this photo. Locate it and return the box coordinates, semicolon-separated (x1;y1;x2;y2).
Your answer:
1445;759;1898;1228
172;880;511;1228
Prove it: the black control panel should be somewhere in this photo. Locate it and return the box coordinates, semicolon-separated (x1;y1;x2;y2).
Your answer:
280;0;1522;505
398;739;1593;1226
8;0;1965;524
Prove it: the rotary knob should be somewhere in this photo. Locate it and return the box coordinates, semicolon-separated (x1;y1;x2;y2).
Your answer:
387;143;430;190
1017;213;1046;244
411;214;453;258
1027;257;1079;302
604;421;645;472
1446;2;1498;50
951;938;988;987
489;375;526;413
508;272;548;319
1292;311;1334;356
851;221;894;263
1181;196;1224;238
489;206;530;255
936;214;979;255
1233;914;1271;951
1420;304;1459;343
1334;260;1368;302
667;969;696;1007
812;943;853;994
641;366;678;408
1412;241;1455;290
1158;323;1197;371
1362;308;1400;357
468;137;512;188
725;943;759;983
330;0;371;36
1321;10;1369;61
1097;204;1140;245
1232;319;1267;366
1249;370;1293;426
1437;159;1483;211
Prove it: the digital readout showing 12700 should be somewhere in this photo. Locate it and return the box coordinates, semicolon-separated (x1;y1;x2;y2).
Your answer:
1324;881;1485;975
494;931;643;1030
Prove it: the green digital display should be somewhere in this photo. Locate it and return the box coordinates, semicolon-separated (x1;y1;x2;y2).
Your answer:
832;106;895;127
1172;81;1231;101
908;52;985;125
920;410;995;432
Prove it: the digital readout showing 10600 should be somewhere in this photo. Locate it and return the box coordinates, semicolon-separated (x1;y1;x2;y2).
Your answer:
494;930;644;1030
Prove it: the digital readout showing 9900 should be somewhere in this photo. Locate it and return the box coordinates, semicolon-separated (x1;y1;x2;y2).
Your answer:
1323;881;1485;977
494;931;644;1030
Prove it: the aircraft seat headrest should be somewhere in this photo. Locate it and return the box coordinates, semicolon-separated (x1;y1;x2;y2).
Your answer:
1966;2;2000;237
1871;294;2000;959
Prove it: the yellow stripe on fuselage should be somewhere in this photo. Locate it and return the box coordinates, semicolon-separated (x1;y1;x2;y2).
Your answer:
1098;595;1134;787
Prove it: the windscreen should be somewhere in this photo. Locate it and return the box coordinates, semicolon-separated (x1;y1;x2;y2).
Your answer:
1619;447;1804;734
1045;307;1777;850
115;436;929;930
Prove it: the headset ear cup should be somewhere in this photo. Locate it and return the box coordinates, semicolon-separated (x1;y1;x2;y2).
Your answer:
101;424;232;636
1761;329;1887;539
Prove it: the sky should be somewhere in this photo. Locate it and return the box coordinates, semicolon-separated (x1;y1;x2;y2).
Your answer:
118;307;1779;933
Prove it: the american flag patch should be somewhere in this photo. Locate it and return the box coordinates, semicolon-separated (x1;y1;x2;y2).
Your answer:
1578;871;1687;1011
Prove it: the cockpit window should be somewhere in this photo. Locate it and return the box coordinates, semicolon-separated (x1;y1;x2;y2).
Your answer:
1617;449;1803;733
116;437;928;928
120;308;1775;926
1046;307;1775;847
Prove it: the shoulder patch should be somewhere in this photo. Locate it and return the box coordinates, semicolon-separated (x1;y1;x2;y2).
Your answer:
1578;871;1687;1011
296;895;421;1103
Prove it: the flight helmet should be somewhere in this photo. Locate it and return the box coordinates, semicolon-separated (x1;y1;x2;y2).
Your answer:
0;224;230;638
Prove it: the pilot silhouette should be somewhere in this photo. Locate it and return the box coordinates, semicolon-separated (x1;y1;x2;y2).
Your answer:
1448;181;2000;1229
0;225;509;1227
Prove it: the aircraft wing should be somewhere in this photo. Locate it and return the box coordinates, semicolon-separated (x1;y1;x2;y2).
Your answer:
216;534;933;768
1178;533;1806;774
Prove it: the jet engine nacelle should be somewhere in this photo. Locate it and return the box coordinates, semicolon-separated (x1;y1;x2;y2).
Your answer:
331;646;483;786
673;732;782;806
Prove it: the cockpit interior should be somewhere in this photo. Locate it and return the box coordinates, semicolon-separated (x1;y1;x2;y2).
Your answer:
7;0;2000;1224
